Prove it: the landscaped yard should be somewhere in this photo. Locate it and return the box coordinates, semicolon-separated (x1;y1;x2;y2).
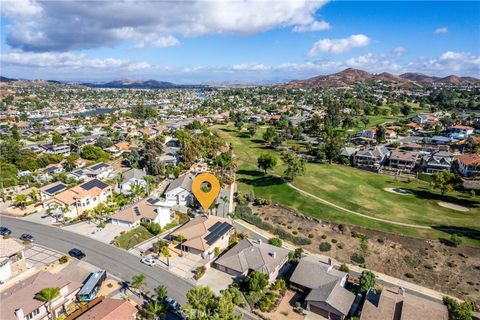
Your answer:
213;124;480;245
111;225;154;249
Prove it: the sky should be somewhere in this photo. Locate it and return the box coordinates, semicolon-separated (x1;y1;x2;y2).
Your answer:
1;0;479;83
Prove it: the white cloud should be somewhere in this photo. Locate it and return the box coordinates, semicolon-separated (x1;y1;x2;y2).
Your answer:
345;53;401;72
135;35;180;49
232;63;271;71
2;0;329;52
292;20;330;32
0;51;152;72
394;47;406;56
308;34;370;56
418;51;480;74
434;27;448;34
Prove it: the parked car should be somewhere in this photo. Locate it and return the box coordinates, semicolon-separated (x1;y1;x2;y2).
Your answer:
164;296;181;310
141;257;159;266
20;233;34;242
69;248;86;259
0;226;12;236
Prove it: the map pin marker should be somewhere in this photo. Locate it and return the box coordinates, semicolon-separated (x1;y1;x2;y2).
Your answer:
192;172;221;211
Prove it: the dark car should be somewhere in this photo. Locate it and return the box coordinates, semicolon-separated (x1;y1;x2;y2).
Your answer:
20;233;34;242
69;248;86;259
0;226;12;236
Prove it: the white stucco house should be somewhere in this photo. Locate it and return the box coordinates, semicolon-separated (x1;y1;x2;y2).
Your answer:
164;174;194;206
110;197;174;228
116;168;148;195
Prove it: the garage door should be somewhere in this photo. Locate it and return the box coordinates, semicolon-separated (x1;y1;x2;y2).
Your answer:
309;305;330;318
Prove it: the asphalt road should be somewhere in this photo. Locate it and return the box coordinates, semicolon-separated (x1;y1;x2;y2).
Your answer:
1;216;258;319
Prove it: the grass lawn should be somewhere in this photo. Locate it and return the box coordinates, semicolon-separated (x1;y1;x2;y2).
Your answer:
111;225;154;250
214;124;480;246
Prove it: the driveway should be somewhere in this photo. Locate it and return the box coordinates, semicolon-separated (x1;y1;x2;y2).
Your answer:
196;267;234;294
168;253;203;279
62;221;129;243
24;245;63;267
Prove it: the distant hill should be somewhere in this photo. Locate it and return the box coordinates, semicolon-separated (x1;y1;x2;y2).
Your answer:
82;79;177;89
0;76;17;83
283;68;480;89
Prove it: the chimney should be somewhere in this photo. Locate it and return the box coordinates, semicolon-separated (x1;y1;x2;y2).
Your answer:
272;251;277;259
258;239;262;244
328;258;332;266
15;308;25;320
398;287;405;296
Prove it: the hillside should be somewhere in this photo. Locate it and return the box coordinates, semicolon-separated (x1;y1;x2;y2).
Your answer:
284;68;480;89
82;79;176;89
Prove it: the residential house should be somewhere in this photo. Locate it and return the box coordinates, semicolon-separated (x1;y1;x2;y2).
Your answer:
39;182;68;201
110;197;174;228
169;215;233;260
360;286;447;320
412;114;438;125
164;174;194;206
448;125;474;140
426;136;451;145
359;129;376;139
457;154;480;177
213;238;290;283
289;256;355;320
106;142;137;157
68;162;113;181
71;298;137;320
43;179;113;218
40;143;71;156
387;149;420;172
421;151;453;173
116;168;147;195
353;146;390;171
0;272;82;320
339;147;358;165
385;129;397;140
0;238;26;283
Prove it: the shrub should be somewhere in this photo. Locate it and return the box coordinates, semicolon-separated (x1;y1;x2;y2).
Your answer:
321;234;327;239
140;222;161;235
308;233;314;238
338;263;349;273
351;253;365;265
405;273;415;279
292;230;298;235
377;238;385;244
59;256;69;264
274;228;311;245
443;296;473;320
214;247;221;257
319;242;332;252
449;234;462;247
268;237;282;247
193;266;206;280
423;264;433;270
331;239;338;244
98;221;106;228
338;224;345;232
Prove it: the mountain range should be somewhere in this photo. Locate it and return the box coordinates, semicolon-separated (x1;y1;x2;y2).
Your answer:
283;68;480;89
80;79;177;89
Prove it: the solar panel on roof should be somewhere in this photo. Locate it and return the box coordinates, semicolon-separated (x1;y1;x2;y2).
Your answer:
45;183;67;194
134;207;141;216
207;221;222;232
81;179;109;190
146;198;158;205
90;163;108;171
205;222;232;245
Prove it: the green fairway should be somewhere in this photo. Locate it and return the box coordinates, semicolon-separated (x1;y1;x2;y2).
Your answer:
214;124;480;245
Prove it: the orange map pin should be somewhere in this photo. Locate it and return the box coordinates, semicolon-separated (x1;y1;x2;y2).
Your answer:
192;172;221;210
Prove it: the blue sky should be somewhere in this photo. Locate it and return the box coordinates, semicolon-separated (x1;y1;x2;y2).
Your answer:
1;0;479;83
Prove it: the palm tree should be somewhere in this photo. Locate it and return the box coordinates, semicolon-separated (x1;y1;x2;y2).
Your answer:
143;300;166;320
13;194;28;209
130;274;146;293
35;287;60;320
176;234;185;256
220;195;228;217
160;247;171;267
154;284;168;301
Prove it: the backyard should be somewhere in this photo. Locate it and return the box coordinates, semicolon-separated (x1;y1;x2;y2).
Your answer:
214;124;480;245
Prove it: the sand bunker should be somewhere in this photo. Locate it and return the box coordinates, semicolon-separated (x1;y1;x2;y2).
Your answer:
438;202;469;212
384;187;411;195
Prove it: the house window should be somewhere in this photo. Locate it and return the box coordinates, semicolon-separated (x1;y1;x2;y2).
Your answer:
26;308;40;320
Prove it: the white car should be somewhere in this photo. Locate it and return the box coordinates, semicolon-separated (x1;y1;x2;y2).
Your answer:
141;257;159;266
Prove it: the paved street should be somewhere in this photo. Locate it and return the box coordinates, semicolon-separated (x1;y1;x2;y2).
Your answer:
1;215;258;320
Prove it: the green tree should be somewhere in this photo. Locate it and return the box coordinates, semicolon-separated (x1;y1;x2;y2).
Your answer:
281;152;306;181
268;237;282;247
247;123;257;137
262;127;277;145
257;153;277;174
0;162;18;188
161;247;171;266
432;172;460;196
131;274;146;293
13;194;28;209
81;145;109;162
320;118;344;164
375;125;386;143
35;287;61;320
288;248;303;262
154;284;168;301
152;240;168;256
339;263;350;273
443;296;473;320
248;271;269;293
183;286;241;320
449;234;463;247
176;234;186;256
51;132;64;145
143;300;166;320
400;104;412;116
359;270;376;293
360;116;370;129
